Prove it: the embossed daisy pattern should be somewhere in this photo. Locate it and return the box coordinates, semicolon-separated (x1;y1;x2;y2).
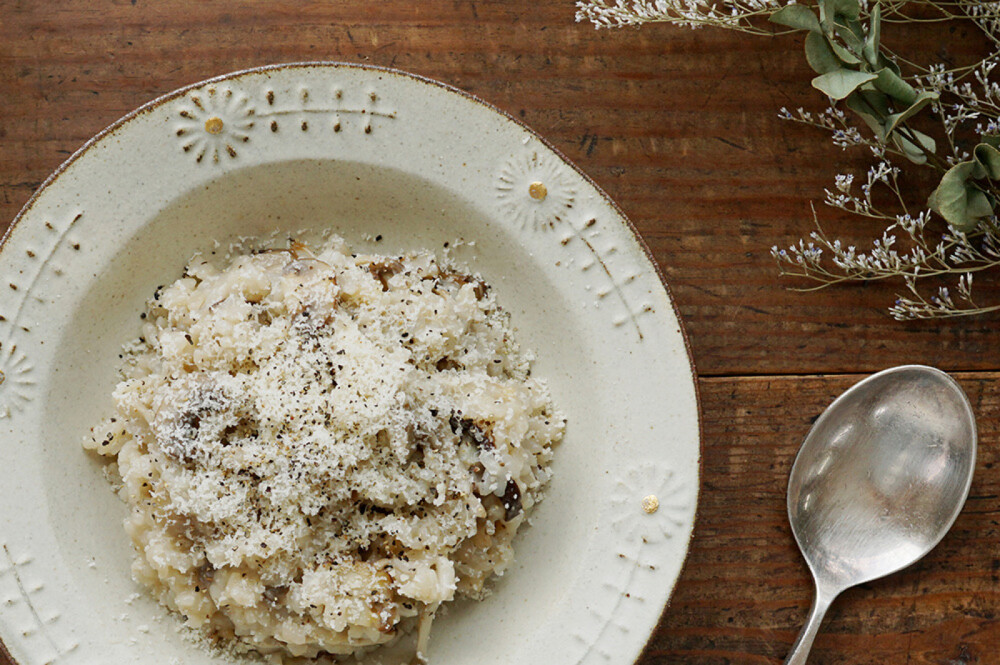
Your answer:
496;151;651;339
175;86;256;164
570;463;694;664
608;462;691;547
497;151;577;230
0;343;34;419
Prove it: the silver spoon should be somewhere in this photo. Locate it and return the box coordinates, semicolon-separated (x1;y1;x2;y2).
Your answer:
784;365;976;665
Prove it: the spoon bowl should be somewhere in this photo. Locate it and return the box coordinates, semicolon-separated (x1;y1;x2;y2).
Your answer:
784;365;976;665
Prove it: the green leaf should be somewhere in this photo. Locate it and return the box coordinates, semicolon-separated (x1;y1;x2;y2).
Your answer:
928;161;993;231
969;189;995;219
891;129;936;165
877;53;902;76
971;157;987;180
812;70;878;100
827;38;862;65
873;67;918;105
974;143;1000;180
981;133;1000;150
892;137;925;164
832;0;861;19
931;161;976;199
909;128;936;156
855;89;890;115
804;31;842;74
848;107;885;139
847;17;866;40
819;0;833;31
883;91;938;136
821;0;861;22
770;4;822;32
845;92;888;139
863;3;881;66
834;22;865;56
845;90;890;133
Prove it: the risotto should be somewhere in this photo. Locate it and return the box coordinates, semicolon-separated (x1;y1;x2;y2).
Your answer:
85;236;564;661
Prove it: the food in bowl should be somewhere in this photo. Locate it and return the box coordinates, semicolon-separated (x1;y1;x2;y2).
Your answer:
84;235;564;661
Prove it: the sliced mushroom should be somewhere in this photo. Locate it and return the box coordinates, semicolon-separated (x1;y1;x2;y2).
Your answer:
501;478;522;521
368;259;404;291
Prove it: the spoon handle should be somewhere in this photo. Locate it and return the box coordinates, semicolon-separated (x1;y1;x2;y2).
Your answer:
784;586;836;665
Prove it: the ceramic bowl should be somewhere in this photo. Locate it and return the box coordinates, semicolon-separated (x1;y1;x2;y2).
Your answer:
0;63;699;665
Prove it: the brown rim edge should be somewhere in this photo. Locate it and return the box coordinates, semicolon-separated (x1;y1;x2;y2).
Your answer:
0;61;703;665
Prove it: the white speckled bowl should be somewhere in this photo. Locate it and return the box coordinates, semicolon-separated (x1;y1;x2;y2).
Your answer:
0;63;700;665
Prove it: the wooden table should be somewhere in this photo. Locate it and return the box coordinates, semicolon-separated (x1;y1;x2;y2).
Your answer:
3;2;999;663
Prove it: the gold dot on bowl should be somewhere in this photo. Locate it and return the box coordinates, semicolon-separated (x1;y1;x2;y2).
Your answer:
528;181;548;201
204;117;224;134
641;495;659;514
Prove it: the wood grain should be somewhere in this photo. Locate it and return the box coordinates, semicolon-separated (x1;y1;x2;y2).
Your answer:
2;1;998;663
4;1;998;377
650;373;1000;665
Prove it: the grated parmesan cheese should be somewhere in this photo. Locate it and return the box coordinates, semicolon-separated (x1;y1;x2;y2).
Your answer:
84;236;564;661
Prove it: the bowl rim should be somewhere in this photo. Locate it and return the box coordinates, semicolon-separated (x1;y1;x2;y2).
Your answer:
0;61;703;665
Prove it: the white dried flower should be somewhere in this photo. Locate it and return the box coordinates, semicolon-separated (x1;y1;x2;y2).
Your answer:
581;0;1000;319
834;174;854;193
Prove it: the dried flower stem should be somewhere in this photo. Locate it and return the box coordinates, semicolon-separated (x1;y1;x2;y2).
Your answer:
577;0;1000;319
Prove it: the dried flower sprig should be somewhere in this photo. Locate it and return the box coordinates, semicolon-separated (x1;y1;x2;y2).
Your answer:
577;0;1000;319
576;0;785;34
